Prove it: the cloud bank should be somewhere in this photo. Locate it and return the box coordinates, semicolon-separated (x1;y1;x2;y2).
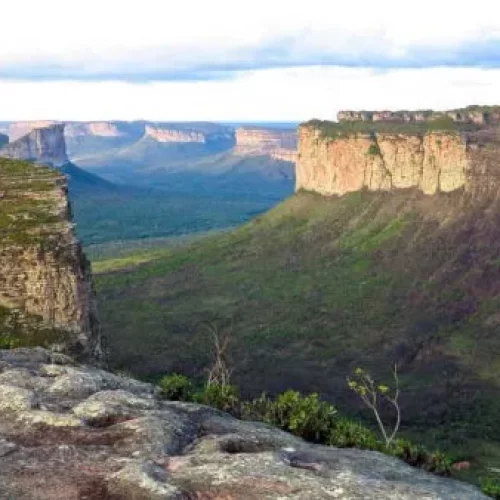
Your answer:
1;0;500;82
1;0;500;119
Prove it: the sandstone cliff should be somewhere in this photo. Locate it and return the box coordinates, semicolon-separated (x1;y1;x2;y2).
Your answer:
0;347;487;499
0;125;68;168
296;126;471;196
0;157;102;359
234;127;298;162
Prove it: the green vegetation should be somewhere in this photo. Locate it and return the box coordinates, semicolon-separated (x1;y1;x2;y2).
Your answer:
71;190;288;248
0;306;70;349
482;478;500;498
158;373;193;401
367;143;381;156
304;117;474;140
0;158;62;245
94;189;500;487
348;365;401;447
157;374;453;477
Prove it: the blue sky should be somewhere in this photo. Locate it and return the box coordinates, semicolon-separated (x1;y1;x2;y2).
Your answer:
1;0;500;120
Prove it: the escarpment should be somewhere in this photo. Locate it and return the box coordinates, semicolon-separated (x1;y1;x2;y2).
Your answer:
296;120;500;197
0;124;68;168
0;156;102;359
235;127;298;162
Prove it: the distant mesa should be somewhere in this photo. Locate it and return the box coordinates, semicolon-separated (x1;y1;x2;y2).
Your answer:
234;127;298;163
298;105;500;198
337;105;500;125
0;124;68;167
65;122;124;137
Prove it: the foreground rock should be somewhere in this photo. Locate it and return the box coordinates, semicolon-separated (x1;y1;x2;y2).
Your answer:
0;348;487;499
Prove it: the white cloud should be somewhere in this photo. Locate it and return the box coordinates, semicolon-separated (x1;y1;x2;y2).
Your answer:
1;67;500;121
1;0;500;79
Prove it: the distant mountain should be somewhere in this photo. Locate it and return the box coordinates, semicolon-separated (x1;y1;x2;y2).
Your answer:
0;124;118;196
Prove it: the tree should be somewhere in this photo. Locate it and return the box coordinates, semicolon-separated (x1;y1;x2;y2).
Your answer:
347;364;401;447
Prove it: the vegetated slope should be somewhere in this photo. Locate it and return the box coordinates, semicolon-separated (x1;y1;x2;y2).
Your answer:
95;189;500;469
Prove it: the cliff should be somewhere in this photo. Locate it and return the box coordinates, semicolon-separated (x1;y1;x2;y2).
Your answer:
0;157;102;359
0;125;68;168
7;121;58;142
0;133;7;149
234;127;298;162
296;120;500;197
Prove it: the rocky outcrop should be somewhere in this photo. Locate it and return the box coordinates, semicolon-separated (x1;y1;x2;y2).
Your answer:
234;128;298;162
0;157;102;359
0;125;69;168
296;126;471;196
337;106;500;125
0;347;487;499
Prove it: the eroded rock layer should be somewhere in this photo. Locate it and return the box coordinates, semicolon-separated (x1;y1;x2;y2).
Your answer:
0;347;487;499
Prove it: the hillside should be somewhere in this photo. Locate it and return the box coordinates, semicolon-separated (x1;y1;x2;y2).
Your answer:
94;110;500;476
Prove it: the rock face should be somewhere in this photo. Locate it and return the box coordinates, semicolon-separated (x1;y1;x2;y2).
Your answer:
0;133;8;149
0;125;69;168
235;127;298;162
8;121;59;142
144;124;235;147
0;347;487;499
296;126;470;196
0;157;102;359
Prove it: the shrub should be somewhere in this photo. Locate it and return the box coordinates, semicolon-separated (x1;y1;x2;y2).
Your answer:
388;439;452;476
368;143;381;156
327;417;382;450
482;478;500;499
193;383;240;414
158;373;193;401
243;390;337;443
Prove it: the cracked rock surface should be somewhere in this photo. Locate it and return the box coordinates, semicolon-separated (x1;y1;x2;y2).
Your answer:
0;348;488;499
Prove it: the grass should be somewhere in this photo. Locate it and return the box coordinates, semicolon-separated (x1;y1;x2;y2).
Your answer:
0;158;64;245
94;188;500;485
303;117;478;140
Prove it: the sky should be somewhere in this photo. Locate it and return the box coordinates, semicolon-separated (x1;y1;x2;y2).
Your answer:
1;0;500;121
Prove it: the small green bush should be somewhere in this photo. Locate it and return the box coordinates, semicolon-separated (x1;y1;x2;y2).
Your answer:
243;390;337;443
158;373;193;401
327;417;382;450
482;478;500;499
193;383;240;414
368;143;381;156
388;439;452;476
